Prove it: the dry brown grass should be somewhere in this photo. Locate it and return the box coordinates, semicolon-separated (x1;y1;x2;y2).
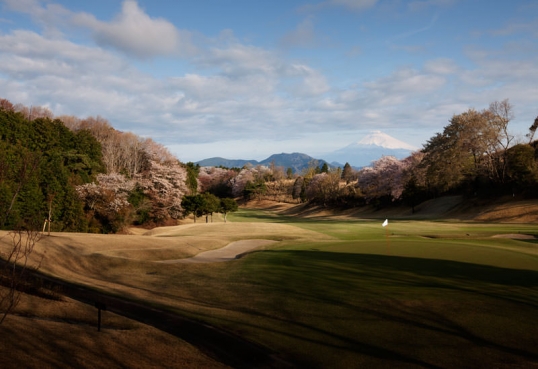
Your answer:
0;196;536;367
0;286;229;369
245;196;538;223
0;222;332;368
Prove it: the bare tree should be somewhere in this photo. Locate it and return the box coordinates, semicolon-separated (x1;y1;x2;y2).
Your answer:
57;114;82;131
486;99;515;184
0;229;43;324
13;104;53;121
0;150;43;324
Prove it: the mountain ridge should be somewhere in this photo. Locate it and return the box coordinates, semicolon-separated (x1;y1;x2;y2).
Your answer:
322;131;418;167
196;131;417;170
196;153;335;173
352;130;418;150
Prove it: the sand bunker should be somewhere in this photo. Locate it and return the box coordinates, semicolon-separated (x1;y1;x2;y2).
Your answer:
492;234;536;240
159;239;277;264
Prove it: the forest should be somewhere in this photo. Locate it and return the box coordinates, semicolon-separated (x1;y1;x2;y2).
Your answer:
0;98;537;233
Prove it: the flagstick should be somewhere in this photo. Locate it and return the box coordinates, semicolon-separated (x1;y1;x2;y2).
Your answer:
385;225;390;255
382;219;390;255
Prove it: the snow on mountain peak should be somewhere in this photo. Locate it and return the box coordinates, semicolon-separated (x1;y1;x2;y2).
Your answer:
354;131;417;150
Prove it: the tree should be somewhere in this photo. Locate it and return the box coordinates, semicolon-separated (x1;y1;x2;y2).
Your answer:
486;99;514;184
201;193;220;223
185;162;200;195
220;198;238;223
136;160;187;222
506;144;538;195
286;167;293;179
341;163;355;184
198;166;235;197
292;177;304;202
0;147;41;229
181;194;204;223
243;179;267;201
305;170;341;205
527;116;538;144
420;101;514;195
0;116;43;323
357;156;407;206
76;174;134;233
0;98;14;112
0;229;43;324
401;151;428;213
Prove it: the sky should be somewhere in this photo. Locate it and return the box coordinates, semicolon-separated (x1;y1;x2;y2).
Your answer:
1;0;537;163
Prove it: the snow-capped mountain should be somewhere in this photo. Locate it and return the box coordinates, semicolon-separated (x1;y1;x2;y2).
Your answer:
323;131;419;168
353;131;417;150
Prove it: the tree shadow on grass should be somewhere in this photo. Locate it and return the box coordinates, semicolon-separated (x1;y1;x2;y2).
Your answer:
230;250;538;367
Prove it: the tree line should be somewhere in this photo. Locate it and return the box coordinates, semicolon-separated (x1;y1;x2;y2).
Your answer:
0;98;241;232
197;99;538;209
1;97;536;233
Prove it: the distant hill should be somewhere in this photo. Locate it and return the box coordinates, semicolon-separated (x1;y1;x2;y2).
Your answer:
196;153;335;173
196;157;259;168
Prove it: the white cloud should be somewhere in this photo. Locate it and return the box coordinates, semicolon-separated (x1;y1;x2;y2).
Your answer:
280;17;317;48
72;1;195;58
299;0;378;13
1;0;536;160
423;58;459;75
198;43;282;78
490;20;538;38
284;64;330;96
2;0;195;58
2;0;71;37
330;0;379;11
408;0;457;12
364;67;446;96
0;30;129;78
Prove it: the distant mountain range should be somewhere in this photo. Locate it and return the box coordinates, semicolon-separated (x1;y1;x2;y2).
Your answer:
196;153;332;174
196;131;419;171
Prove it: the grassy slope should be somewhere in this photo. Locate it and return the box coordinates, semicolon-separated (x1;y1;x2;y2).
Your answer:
0;287;229;369
214;209;538;368
1;198;538;368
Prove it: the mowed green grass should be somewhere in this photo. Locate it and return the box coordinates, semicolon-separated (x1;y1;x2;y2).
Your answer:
33;208;538;368
165;209;538;368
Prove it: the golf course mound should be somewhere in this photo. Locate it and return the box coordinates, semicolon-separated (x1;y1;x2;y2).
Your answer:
492;233;536;240
245;196;538;223
159;239;278;263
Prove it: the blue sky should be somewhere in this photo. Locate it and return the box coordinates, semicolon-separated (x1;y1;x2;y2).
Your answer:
1;0;537;162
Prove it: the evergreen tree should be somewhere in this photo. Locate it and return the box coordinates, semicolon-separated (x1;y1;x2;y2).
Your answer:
185;162;200;194
341;162;354;183
220;198;238;223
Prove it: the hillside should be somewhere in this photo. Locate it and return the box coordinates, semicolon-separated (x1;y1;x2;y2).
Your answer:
197;152;334;173
242;196;538;224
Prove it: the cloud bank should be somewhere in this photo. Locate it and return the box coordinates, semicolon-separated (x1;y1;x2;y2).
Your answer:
0;0;536;161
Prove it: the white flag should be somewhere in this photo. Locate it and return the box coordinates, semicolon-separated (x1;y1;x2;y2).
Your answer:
382;219;388;227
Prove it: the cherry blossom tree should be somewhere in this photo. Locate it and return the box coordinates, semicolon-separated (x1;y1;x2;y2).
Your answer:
135;160;188;221
230;167;272;198
357;156;408;205
304;171;341;205
198;166;236;197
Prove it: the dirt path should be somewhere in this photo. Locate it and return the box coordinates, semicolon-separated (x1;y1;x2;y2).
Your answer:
158;239;278;264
